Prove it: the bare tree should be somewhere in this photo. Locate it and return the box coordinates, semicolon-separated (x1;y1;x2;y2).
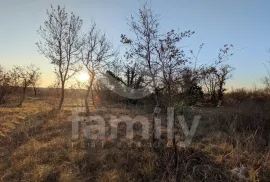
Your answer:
121;4;160;105
81;23;115;114
123;64;145;90
201;44;234;105
215;64;234;102
201;66;219;103
121;4;165;149
0;65;12;104
121;5;197;174
155;29;194;106
37;5;83;110
106;63;145;105
11;65;41;106
31;70;42;97
106;63;144;90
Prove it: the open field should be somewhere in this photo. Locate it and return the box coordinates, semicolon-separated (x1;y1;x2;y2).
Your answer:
0;98;269;182
2;1;270;182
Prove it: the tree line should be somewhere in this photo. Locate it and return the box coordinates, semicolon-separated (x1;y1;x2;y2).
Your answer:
37;5;238;111
1;4;240;111
0;64;41;106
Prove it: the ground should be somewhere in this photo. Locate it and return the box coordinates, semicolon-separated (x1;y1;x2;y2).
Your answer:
0;98;269;181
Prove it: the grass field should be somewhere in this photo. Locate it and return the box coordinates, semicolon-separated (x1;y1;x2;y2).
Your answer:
0;98;269;181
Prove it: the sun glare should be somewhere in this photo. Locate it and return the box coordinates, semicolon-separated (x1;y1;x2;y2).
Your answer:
79;72;90;81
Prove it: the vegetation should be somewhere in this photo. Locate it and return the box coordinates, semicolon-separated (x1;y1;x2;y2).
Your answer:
0;4;269;182
37;5;83;111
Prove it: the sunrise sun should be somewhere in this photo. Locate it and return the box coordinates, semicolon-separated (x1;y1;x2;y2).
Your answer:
79;72;90;81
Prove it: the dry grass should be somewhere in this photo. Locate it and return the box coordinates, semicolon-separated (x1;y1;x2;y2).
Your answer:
0;97;269;181
0;98;51;137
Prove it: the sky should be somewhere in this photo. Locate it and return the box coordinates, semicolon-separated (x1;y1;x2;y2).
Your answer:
0;0;270;89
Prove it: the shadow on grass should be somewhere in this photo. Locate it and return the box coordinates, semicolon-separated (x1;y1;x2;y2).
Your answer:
75;140;237;182
0;106;259;182
64;109;237;181
0;109;57;169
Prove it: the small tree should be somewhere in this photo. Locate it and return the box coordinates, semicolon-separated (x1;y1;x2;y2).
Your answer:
215;64;234;102
121;4;160;105
123;64;144;90
37;5;83;110
106;64;144;89
155;29;194;106
201;44;234;104
106;63;145;105
181;67;203;105
121;4;196;173
31;69;41;97
12;65;41;106
0;65;12;104
81;23;115;114
201;66;219;103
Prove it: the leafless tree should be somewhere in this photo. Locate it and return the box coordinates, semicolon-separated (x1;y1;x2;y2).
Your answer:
180;67;204;105
201;44;234;104
37;5;83;110
215;64;234;102
0;65;12;104
201;66;219;102
106;63;144;89
11;65;41;106
31;70;41;97
123;63;145;90
121;4;160;105
155;29;194;106
105;63;145;105
121;4;165;149
121;4;197;173
81;23;115;114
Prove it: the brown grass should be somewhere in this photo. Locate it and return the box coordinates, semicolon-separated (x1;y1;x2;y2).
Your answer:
0;96;269;181
0;99;51;137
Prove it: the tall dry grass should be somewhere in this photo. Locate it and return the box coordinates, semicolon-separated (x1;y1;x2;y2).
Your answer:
0;90;269;181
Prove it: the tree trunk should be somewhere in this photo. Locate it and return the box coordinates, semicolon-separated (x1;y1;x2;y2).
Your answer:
84;86;91;115
91;86;95;108
168;84;172;107
154;87;160;106
85;73;95;115
57;83;65;111
90;73;95;108
33;86;37;97
217;81;224;102
18;85;27;107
